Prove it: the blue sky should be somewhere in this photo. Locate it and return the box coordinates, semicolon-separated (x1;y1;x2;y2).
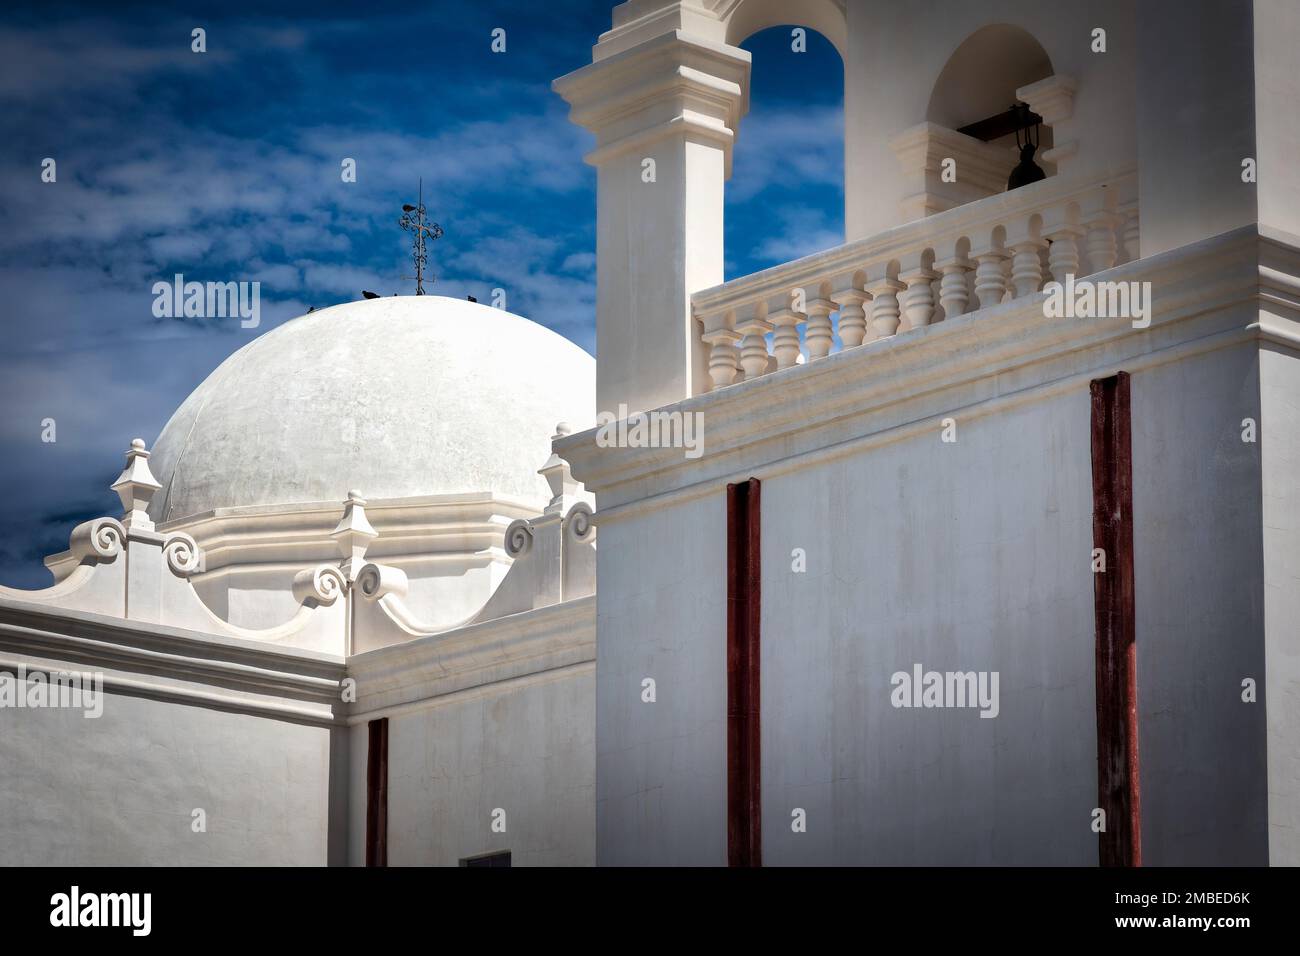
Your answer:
0;0;842;587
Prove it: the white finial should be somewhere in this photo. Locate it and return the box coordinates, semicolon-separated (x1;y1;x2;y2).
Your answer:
331;489;377;579
539;428;581;516
110;438;162;530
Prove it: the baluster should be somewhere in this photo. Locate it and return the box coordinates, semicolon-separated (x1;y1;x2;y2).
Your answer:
768;305;804;370
804;297;836;360
1008;235;1046;298
734;309;774;380
1075;189;1118;277
831;285;870;348
1044;225;1083;285
864;276;905;339
971;245;1009;311
702;328;740;390
1119;207;1140;264
935;253;973;321
899;263;938;330
1086;215;1118;274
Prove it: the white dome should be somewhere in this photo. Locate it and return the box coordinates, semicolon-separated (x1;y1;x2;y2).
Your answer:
148;296;594;523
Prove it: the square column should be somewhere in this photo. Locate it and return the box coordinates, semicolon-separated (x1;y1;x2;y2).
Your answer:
555;31;750;415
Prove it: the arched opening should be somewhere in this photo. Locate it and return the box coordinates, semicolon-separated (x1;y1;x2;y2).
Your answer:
927;25;1054;133
892;25;1062;221
722;0;847;57
724;23;845;281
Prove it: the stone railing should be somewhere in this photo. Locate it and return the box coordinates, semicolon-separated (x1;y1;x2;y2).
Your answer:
692;168;1139;392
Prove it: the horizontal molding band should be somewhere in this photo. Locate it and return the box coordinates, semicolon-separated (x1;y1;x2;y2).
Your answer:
347;596;596;714
346;659;596;725
0;599;345;701
590;321;1258;528
0;651;341;726
561;225;1271;508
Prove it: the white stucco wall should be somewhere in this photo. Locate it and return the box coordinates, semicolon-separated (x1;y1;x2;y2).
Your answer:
348;665;596;867
589;327;1277;866
1130;341;1269;864
761;389;1097;865
1135;0;1257;258
1260;344;1300;863
1253;0;1300;240
0;688;340;865
595;500;729;866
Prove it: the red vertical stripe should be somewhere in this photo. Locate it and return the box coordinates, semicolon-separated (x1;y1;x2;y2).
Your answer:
727;478;761;867
1090;372;1141;867
366;717;389;867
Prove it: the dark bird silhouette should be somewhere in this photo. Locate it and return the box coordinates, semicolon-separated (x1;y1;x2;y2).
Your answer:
362;291;380;300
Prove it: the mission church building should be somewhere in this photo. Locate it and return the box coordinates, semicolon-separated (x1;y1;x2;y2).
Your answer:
2;0;1298;866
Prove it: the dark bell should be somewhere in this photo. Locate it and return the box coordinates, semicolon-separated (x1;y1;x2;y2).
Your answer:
1007;141;1046;190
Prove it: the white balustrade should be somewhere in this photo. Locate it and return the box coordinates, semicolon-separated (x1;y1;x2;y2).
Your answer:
691;170;1138;392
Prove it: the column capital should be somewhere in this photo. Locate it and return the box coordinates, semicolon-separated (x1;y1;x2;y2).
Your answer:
554;30;751;175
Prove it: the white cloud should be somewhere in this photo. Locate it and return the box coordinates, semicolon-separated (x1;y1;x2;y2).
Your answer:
560;251;596;274
748;205;843;267
729;104;844;203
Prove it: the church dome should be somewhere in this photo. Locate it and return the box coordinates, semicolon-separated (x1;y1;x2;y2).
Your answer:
147;296;595;523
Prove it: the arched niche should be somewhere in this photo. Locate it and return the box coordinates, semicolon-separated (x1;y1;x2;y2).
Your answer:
890;24;1071;221
927;24;1053;130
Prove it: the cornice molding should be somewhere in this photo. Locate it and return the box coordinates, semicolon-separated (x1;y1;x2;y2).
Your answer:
0;593;598;727
346;595;596;721
554;30;750;173
561;226;1285;512
45;491;542;579
0;599;346;725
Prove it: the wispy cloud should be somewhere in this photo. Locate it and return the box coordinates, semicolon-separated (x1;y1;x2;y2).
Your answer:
750;205;844;266
729;104;844;203
0;2;842;586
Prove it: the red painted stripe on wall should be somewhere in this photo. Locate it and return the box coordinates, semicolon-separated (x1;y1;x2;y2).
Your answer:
1090;372;1141;867
726;478;762;867
366;717;389;867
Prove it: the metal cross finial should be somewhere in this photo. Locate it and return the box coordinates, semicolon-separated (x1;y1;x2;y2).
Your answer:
399;178;444;295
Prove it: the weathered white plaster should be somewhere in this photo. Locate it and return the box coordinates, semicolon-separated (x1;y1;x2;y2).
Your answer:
4;0;1300;871
565;222;1296;865
149;295;593;522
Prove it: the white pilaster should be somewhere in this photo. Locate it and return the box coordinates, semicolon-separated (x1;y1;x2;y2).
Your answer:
555;29;750;413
